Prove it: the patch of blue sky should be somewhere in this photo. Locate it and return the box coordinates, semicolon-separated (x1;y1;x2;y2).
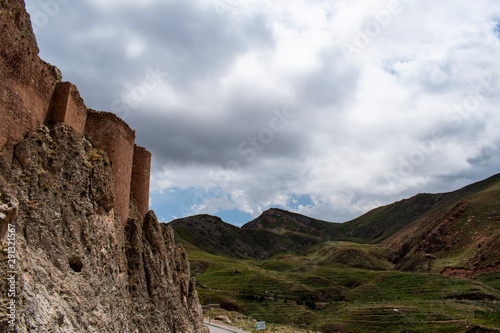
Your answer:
150;187;198;223
150;186;224;222
151;187;317;226
276;194;315;211
150;186;253;225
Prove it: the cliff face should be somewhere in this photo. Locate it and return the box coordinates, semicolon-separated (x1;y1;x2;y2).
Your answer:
0;1;208;331
0;124;207;332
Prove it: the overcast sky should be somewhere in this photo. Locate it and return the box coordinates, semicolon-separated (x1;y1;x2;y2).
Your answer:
25;0;500;225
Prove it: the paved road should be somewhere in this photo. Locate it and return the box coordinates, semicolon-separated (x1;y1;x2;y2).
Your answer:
205;323;235;333
204;321;250;333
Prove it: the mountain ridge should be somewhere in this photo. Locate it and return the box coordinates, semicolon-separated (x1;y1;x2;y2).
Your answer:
167;174;500;332
169;213;324;259
169;172;500;277
242;207;338;235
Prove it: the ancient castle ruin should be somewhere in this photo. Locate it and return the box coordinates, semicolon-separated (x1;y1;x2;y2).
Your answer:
0;8;151;223
0;4;208;332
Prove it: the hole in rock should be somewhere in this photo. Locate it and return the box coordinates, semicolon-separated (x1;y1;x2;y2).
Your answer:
69;257;83;272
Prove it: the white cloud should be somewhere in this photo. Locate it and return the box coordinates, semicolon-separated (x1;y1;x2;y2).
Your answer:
125;37;146;59
26;0;500;223
86;0;160;11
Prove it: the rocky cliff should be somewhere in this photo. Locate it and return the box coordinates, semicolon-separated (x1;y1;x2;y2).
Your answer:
0;123;207;332
0;0;208;330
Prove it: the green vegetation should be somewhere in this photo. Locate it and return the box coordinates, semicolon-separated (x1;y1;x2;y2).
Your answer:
189;241;500;332
86;149;110;166
171;174;500;332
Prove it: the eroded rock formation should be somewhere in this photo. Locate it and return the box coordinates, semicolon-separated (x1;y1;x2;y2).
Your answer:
0;124;207;332
0;1;208;331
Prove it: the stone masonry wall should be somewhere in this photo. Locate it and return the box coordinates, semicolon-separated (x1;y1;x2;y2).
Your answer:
0;0;39;53
131;144;152;216
85;111;136;224
0;1;152;224
0;2;206;331
49;82;88;134
0;9;59;149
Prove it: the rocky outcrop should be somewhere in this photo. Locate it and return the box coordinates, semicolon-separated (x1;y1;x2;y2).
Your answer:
0;1;207;331
0;123;207;332
126;208;206;331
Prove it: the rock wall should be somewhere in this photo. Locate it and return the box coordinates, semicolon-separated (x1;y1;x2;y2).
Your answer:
0;6;60;150
131;145;152;217
49;82;88;134
84;110;136;224
0;1;207;332
0;0;151;223
0;124;207;332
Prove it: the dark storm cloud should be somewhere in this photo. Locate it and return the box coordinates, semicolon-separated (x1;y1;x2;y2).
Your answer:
119;3;261;83
25;0;500;223
129;100;310;170
32;0;276;112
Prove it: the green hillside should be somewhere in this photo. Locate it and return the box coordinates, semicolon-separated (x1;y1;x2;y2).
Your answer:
242;208;337;238
169;214;324;259
166;173;500;332
183;241;500;332
385;173;500;277
332;173;500;245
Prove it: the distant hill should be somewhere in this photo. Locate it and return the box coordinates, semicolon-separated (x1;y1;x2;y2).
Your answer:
242;208;338;239
168;174;500;332
329;173;500;246
169;173;500;277
384;173;500;277
326;192;450;243
168;214;324;259
241;194;462;245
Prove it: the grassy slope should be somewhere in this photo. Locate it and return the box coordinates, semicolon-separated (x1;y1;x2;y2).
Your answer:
383;174;500;276
326;173;500;245
327;193;448;244
169;214;325;260
173;173;500;273
171;174;500;331
188;241;500;332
